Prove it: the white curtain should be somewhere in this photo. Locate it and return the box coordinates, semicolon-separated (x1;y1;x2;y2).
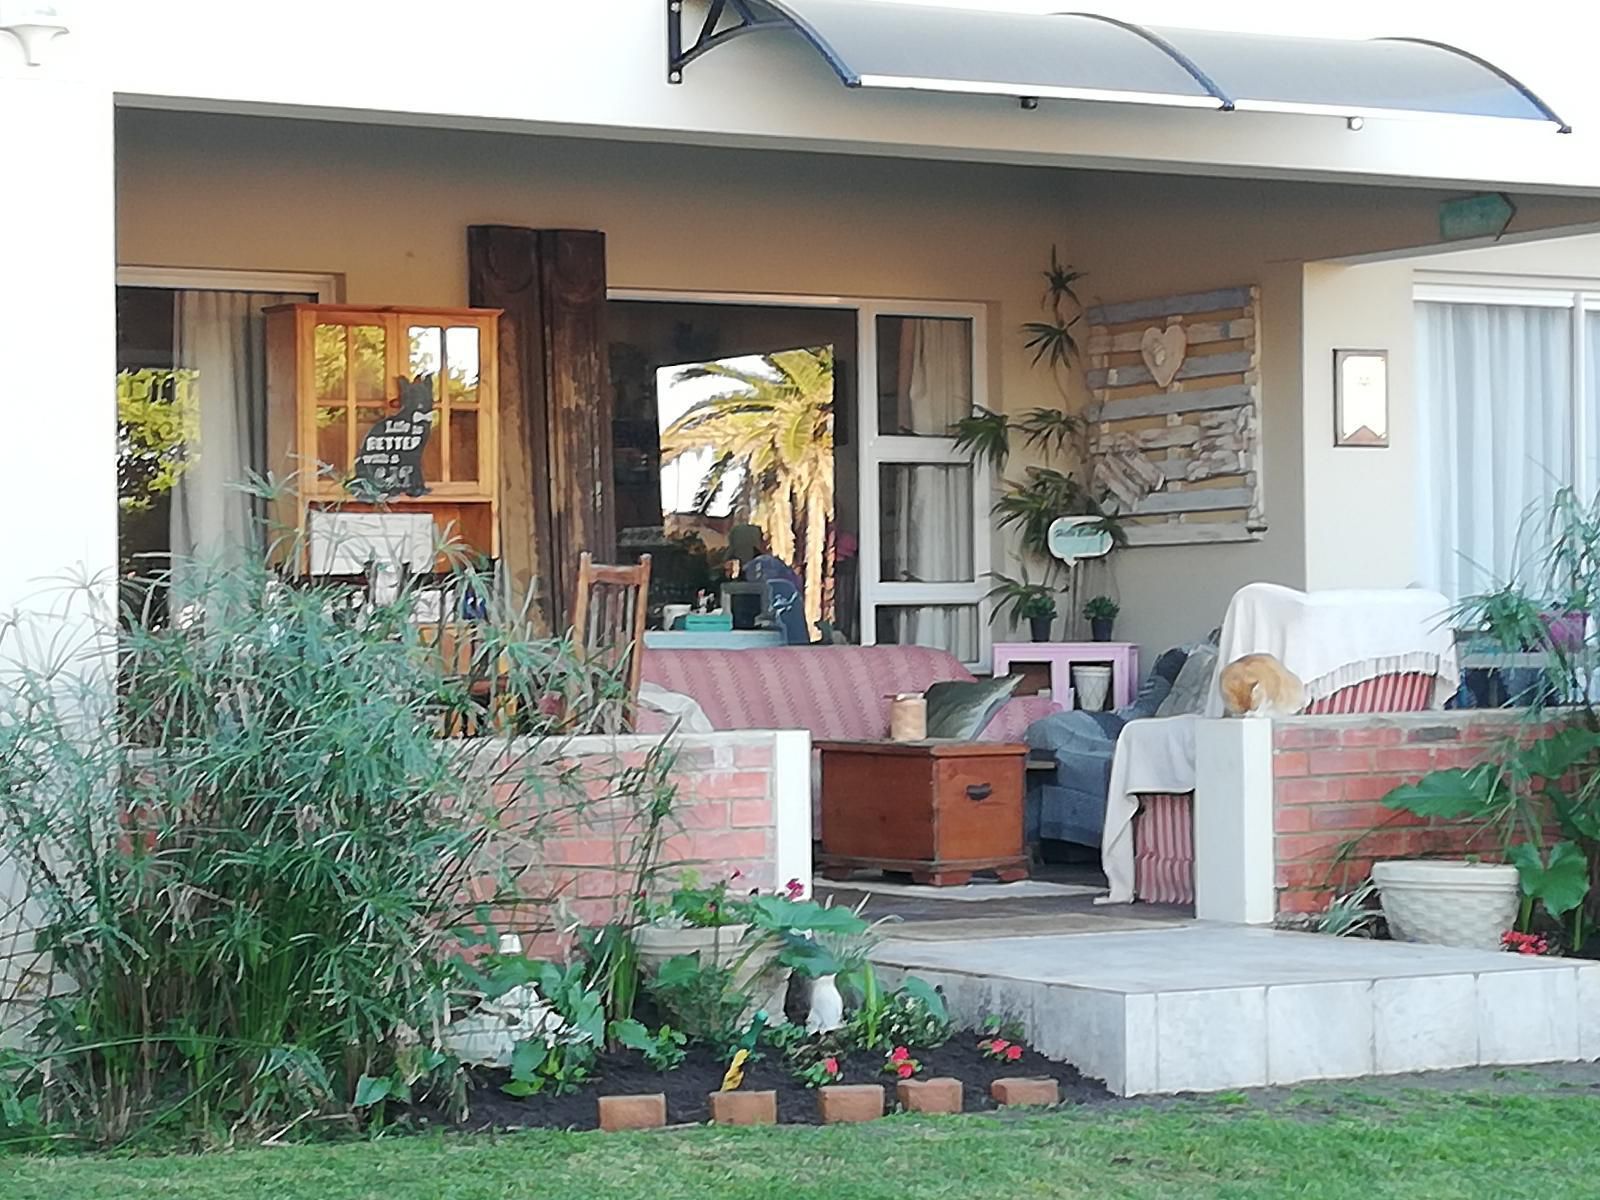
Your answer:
171;290;301;564
1415;301;1572;601
885;318;976;658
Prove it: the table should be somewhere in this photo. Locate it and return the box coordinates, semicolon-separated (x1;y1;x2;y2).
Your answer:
815;739;1029;886
992;641;1140;711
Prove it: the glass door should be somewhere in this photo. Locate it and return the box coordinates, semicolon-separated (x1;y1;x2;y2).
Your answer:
857;304;991;667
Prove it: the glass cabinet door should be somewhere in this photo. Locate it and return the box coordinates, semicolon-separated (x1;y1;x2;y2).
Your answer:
312;319;387;482
406;322;483;488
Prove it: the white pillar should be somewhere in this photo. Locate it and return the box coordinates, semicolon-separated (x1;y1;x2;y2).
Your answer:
0;40;117;631
1193;718;1277;925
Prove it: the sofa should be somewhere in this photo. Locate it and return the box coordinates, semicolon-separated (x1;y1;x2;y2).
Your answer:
638;644;1057;743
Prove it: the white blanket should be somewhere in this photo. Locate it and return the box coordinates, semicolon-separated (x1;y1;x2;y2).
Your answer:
1203;583;1459;716
1098;715;1200;905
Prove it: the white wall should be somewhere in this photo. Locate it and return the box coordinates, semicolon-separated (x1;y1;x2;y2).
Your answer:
12;0;1600;196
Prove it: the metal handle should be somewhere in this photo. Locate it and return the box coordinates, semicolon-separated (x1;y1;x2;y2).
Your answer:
966;783;993;801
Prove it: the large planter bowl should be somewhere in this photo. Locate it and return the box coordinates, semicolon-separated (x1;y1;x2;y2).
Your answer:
634;922;790;1018
1371;860;1519;951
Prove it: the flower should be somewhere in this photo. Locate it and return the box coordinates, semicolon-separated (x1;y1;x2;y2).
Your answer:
890;1046;910;1062
731;869;743;880
824;1057;839;1075
896;1062;916;1078
1005;1044;1023;1062
784;878;805;899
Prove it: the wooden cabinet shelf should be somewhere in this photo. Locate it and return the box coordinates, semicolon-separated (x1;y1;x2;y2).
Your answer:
265;303;502;569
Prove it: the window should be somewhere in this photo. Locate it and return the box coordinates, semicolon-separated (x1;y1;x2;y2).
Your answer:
1415;285;1600;601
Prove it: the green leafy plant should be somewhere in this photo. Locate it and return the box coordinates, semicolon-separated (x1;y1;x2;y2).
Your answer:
1022;246;1087;371
881;1046;922;1080
650;870;751;928
644;955;752;1053
951;406;1012;471
608;1019;688;1072
985;571;1058;626
1082;595;1120;622
1316;879;1382;938
795;1055;842;1089
849;981;949;1053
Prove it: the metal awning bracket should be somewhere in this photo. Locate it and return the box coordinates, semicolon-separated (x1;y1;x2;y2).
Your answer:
668;0;790;84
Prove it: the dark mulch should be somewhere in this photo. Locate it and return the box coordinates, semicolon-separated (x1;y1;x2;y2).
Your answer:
435;1038;1111;1131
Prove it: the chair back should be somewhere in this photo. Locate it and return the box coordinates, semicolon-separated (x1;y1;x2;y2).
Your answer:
571;552;652;726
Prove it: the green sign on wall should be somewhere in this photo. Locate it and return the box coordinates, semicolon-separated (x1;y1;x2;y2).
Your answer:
1439;193;1516;242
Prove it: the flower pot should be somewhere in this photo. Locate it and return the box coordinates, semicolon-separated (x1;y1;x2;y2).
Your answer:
1028;614;1055;642
1541;610;1589;651
1072;664;1112;712
1089;617;1114;642
633;922;790;1019
1371;860;1519;951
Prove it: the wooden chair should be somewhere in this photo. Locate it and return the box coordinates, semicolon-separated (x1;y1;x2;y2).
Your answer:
571;552;652;729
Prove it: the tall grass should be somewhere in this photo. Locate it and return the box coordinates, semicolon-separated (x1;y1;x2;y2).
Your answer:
0;518;675;1146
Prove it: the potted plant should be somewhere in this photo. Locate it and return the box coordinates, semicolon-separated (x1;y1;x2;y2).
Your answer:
1368;858;1520;951
633;872;789;1015
1082;595;1119;642
986;572;1058;642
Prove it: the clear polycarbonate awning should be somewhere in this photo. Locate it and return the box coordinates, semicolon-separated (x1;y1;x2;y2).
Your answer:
666;0;1569;131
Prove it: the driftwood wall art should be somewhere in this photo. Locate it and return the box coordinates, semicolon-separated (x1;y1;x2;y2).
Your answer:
1084;285;1265;546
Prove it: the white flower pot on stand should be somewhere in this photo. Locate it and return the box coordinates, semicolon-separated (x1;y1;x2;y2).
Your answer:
634;922;791;1019
1072;665;1112;712
1371;860;1520;951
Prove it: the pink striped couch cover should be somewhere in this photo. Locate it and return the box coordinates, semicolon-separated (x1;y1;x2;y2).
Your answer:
1132;672;1437;906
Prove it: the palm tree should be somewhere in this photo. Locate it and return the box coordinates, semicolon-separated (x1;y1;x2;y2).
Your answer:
660;348;834;631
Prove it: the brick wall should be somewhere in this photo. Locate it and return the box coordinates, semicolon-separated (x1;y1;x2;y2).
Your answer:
1271;710;1551;916
464;730;808;956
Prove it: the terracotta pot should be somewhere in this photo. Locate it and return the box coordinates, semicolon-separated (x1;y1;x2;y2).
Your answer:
633;922;790;1018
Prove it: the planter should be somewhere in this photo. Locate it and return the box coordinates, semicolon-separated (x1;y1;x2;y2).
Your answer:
1371;860;1519;951
1089;617;1114;642
1028;614;1055;642
1072;665;1112;712
633;922;790;1018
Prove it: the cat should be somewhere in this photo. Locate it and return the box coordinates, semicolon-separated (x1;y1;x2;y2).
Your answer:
1219;653;1307;718
352;374;435;499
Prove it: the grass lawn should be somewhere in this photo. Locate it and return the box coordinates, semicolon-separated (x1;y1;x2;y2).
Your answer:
7;1083;1600;1200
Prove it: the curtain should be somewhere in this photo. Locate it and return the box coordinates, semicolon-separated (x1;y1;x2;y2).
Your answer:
1415;301;1573;601
171;290;303;566
885;318;976;658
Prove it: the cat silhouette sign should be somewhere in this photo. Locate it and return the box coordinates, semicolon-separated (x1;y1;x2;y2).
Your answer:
352;374;434;499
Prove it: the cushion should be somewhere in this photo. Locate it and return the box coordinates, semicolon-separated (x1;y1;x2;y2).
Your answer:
1155;643;1218;718
925;675;1021;740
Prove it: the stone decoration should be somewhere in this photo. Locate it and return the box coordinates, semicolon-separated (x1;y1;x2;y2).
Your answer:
1085;286;1265;546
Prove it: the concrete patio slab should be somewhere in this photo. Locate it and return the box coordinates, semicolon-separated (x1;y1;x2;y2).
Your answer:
872;924;1599;1096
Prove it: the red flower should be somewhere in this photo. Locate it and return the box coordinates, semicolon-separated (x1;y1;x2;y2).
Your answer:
731;869;743;880
784;878;805;899
1005;1044;1023;1061
896;1062;915;1078
890;1046;910;1062
824;1057;839;1075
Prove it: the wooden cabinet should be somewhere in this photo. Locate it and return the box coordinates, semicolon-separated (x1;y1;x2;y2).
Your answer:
264;304;502;566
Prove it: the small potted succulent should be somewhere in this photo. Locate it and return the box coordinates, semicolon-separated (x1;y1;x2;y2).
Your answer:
1083;595;1119;642
986;572;1058;642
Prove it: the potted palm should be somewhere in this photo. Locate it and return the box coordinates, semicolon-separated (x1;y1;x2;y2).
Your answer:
1083;595;1119;642
987;572;1058;642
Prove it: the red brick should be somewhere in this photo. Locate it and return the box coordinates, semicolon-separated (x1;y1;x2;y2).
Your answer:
1274;805;1312;833
694;771;771;799
1273;752;1309;778
1277;888;1334;914
1374;747;1436;772
545;837;617;867
1309;802;1393;832
680;830;771;861
817;1084;885;1123
597;1093;666;1132
735;743;774;768
708;1090;777;1126
1307;748;1375;775
1277;777;1335;804
729;798;773;829
991;1077;1059;1106
1275;726;1340;750
1340;726;1405;747
1276;833;1350;863
677;801;731;831
1338;774;1407;802
897;1077;963;1114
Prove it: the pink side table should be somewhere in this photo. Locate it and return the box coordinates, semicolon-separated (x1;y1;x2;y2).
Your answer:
992;642;1140;712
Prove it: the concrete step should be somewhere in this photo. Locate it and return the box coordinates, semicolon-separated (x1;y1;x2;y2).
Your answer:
872;923;1600;1095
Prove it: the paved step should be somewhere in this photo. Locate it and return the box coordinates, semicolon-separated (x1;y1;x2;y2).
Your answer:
872;923;1599;1095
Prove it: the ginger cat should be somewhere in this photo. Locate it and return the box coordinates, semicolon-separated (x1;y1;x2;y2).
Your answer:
1219;653;1306;718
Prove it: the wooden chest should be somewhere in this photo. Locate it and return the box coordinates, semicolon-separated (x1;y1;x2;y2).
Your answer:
816;740;1029;887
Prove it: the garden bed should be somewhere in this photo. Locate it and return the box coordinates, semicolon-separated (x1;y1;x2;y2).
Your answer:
439;1041;1110;1131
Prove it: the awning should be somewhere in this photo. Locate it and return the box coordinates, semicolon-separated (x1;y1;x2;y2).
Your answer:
667;1;1569;132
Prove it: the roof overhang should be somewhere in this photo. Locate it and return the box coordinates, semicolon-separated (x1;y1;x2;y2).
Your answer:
666;0;1570;133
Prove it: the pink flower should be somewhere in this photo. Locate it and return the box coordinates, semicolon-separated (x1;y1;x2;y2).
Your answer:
896;1062;915;1078
824;1057;839;1075
730;869;743;880
784;878;805;899
890;1046;910;1062
1005;1044;1023;1062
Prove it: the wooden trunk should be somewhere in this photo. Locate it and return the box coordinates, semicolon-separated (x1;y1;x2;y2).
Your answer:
816;741;1029;887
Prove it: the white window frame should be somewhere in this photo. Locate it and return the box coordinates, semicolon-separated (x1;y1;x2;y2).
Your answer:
116;265;341;300
1415;275;1600;501
608;288;993;667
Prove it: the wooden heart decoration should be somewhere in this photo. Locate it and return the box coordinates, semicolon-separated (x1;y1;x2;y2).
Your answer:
1140;324;1188;389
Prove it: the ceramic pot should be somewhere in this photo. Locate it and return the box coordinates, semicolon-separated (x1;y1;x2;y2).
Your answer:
634;922;790;1018
1072;664;1112;712
1028;614;1054;642
1371;860;1519;951
1090;617;1114;642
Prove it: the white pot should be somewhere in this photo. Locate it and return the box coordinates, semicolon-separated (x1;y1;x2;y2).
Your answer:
634;922;791;1019
1371;860;1520;951
1073;665;1112;712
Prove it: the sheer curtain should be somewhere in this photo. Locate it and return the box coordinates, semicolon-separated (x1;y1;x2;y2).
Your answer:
885;318;976;658
1415;301;1572;601
171;290;304;565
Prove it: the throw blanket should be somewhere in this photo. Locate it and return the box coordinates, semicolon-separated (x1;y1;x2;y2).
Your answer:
1204;583;1459;715
1097;716;1201;905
